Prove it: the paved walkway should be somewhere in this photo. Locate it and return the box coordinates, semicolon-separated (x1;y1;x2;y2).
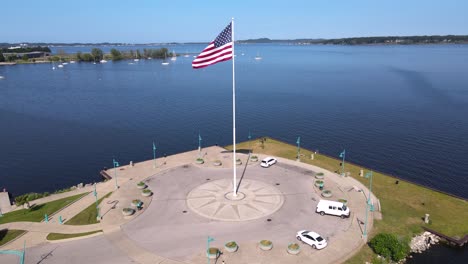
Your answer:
0;146;377;264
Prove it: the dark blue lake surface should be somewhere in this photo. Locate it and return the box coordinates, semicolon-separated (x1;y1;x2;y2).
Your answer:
0;44;467;200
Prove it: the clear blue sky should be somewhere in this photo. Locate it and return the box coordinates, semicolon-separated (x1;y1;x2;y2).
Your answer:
2;0;467;43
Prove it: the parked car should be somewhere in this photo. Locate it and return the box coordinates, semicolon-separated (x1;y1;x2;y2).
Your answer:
316;199;350;218
296;230;327;249
260;157;277;168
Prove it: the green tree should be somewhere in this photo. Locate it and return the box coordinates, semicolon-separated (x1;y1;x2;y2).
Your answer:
91;48;103;62
81;53;94;62
369;233;410;262
7;55;16;62
110;48;123;60
0;53;5;62
136;49;141;59
76;51;83;61
22;54;29;61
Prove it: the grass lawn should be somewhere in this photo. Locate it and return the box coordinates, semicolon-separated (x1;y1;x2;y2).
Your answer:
0;193;89;225
226;137;468;263
0;229;26;246
46;230;102;241
65;192;112;225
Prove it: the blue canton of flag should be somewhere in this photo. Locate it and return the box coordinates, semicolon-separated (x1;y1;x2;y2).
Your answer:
214;24;232;48
192;22;233;69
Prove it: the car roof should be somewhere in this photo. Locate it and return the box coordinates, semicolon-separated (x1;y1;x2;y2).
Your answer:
318;199;344;206
303;231;321;238
262;157;275;161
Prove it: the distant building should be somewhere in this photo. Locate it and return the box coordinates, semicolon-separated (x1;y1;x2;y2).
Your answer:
2;51;51;59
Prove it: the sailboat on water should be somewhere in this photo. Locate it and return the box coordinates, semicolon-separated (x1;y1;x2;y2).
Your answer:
170;50;177;61
161;52;169;65
254;52;262;60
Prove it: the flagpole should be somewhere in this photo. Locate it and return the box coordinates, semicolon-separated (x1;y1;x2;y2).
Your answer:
231;17;237;197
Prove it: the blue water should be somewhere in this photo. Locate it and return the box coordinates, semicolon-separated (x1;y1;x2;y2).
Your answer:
0;44;467;200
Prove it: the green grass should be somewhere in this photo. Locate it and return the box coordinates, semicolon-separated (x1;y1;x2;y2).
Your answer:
0;193;89;224
65;192;112;225
0;229;26;246
226;137;468;263
46;230;102;241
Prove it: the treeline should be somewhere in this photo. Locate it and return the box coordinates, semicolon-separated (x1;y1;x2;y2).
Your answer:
0;46;51;53
48;47;171;62
317;35;468;45
238;35;468;45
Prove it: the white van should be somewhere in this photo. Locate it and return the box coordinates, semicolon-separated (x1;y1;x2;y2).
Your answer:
316;200;350;218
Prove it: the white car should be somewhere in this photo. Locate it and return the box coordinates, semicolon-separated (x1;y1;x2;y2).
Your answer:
260;157;277;168
296;230;327;249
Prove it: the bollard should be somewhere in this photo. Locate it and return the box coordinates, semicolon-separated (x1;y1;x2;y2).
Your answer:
359;169;364;177
310;154;314;160
424;214;430;224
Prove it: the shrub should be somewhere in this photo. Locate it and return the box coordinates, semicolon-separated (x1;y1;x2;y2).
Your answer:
207;247;219;254
288;243;300;250
316;172;324;176
260;240;272;246
137;182;145;186
251;155;258;159
142;189;152;194
225;241;237;248
369;233;410;262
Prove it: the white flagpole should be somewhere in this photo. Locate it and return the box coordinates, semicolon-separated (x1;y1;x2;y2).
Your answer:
232;17;237;197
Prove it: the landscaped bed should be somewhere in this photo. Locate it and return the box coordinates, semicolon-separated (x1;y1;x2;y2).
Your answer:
0;192;89;224
65;192;112;225
46;230;102;241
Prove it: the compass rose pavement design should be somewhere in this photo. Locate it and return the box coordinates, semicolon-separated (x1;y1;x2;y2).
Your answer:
186;179;284;221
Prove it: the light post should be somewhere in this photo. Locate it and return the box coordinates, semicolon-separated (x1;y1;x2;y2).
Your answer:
94;183;100;220
113;158;120;189
248;131;252;154
363;170;373;238
339;149;346;176
207;236;214;264
198;132;202;156
296;136;301;160
152;141;157;168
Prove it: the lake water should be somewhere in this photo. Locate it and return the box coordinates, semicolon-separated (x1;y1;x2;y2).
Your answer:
0;44;467;200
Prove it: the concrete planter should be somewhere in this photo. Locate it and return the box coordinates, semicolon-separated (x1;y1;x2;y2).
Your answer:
259;240;273;251
142;189;153;197
122;208;135;216
206;248;219;259
287;243;301;255
195;158;204;164
136;182;147;189
321;190;333;198
213;160;222;166
131;199;142;207
224;241;238;252
315;180;324;187
315;172;325;179
250;156;258;162
236;159;242;165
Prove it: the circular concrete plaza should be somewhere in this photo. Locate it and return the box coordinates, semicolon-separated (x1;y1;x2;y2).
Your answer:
122;163;353;262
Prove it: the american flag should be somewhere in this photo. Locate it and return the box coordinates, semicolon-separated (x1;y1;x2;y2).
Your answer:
192;23;233;69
